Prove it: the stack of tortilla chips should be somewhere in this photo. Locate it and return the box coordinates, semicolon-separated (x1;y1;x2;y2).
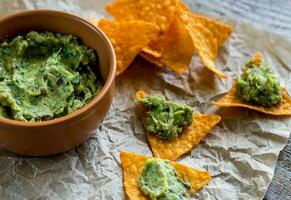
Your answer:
89;0;233;78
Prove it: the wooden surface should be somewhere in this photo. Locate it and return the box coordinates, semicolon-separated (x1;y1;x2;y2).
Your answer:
185;0;291;199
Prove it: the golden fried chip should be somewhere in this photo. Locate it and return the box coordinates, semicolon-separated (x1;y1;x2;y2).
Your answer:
140;15;194;74
159;15;194;74
179;1;189;11
106;0;179;57
213;85;291;116
140;52;163;68
135;90;148;101
97;19;159;75
252;52;263;66
178;8;233;79
120;151;212;200
136;90;221;161
147;114;221;161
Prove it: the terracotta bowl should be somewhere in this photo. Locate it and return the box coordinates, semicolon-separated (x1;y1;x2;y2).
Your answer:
0;10;116;156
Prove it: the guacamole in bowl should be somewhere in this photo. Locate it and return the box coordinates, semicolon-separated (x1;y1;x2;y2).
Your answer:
0;31;103;122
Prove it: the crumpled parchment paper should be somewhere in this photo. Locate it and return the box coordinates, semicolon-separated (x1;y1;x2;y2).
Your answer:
0;1;291;200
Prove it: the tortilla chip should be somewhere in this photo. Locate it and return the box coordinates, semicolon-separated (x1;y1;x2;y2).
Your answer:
179;1;189;11
97;19;159;75
120;151;212;200
135;90;148;101
159;15;194;74
140;15;194;74
106;0;179;57
252;52;263;66
147;114;221;160
178;8;233;79
136;90;221;161
140;52;163;68
213;85;291;116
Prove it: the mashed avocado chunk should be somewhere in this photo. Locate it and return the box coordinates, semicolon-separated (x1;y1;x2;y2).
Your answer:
138;94;194;139
236;54;281;107
139;159;191;200
0;31;103;122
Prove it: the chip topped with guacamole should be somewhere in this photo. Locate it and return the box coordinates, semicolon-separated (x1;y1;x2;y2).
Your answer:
136;90;221;161
137;94;194;140
213;52;291;116
0;31;103;122
120;152;211;200
139;159;191;200
236;53;282;107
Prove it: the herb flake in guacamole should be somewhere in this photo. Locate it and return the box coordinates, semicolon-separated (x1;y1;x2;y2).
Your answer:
0;31;103;122
236;53;282;107
138;94;194;140
139;159;191;200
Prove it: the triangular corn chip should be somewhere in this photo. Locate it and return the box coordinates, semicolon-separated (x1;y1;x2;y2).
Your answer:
147;114;221;161
106;0;179;57
136;90;221;161
159;15;194;74
140;15;194;74
136;90;148;101
178;8;233;79
120;151;212;200
140;52;163;68
213;85;291;116
252;52;263;66
96;19;159;75
179;1;189;11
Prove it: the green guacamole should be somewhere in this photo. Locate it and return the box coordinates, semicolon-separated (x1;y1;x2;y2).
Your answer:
139;159;191;200
0;31;103;122
236;56;281;107
138;94;194;140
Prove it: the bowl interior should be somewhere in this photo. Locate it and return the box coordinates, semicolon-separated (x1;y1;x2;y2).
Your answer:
0;10;114;86
0;10;116;125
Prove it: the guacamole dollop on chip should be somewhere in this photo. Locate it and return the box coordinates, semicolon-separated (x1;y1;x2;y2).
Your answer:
136;90;221;161
120;152;211;200
138;94;194;139
236;53;282;107
213;52;291;116
139;159;190;200
0;31;103;122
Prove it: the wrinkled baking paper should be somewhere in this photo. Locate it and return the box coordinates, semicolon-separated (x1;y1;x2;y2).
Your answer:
0;1;290;200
